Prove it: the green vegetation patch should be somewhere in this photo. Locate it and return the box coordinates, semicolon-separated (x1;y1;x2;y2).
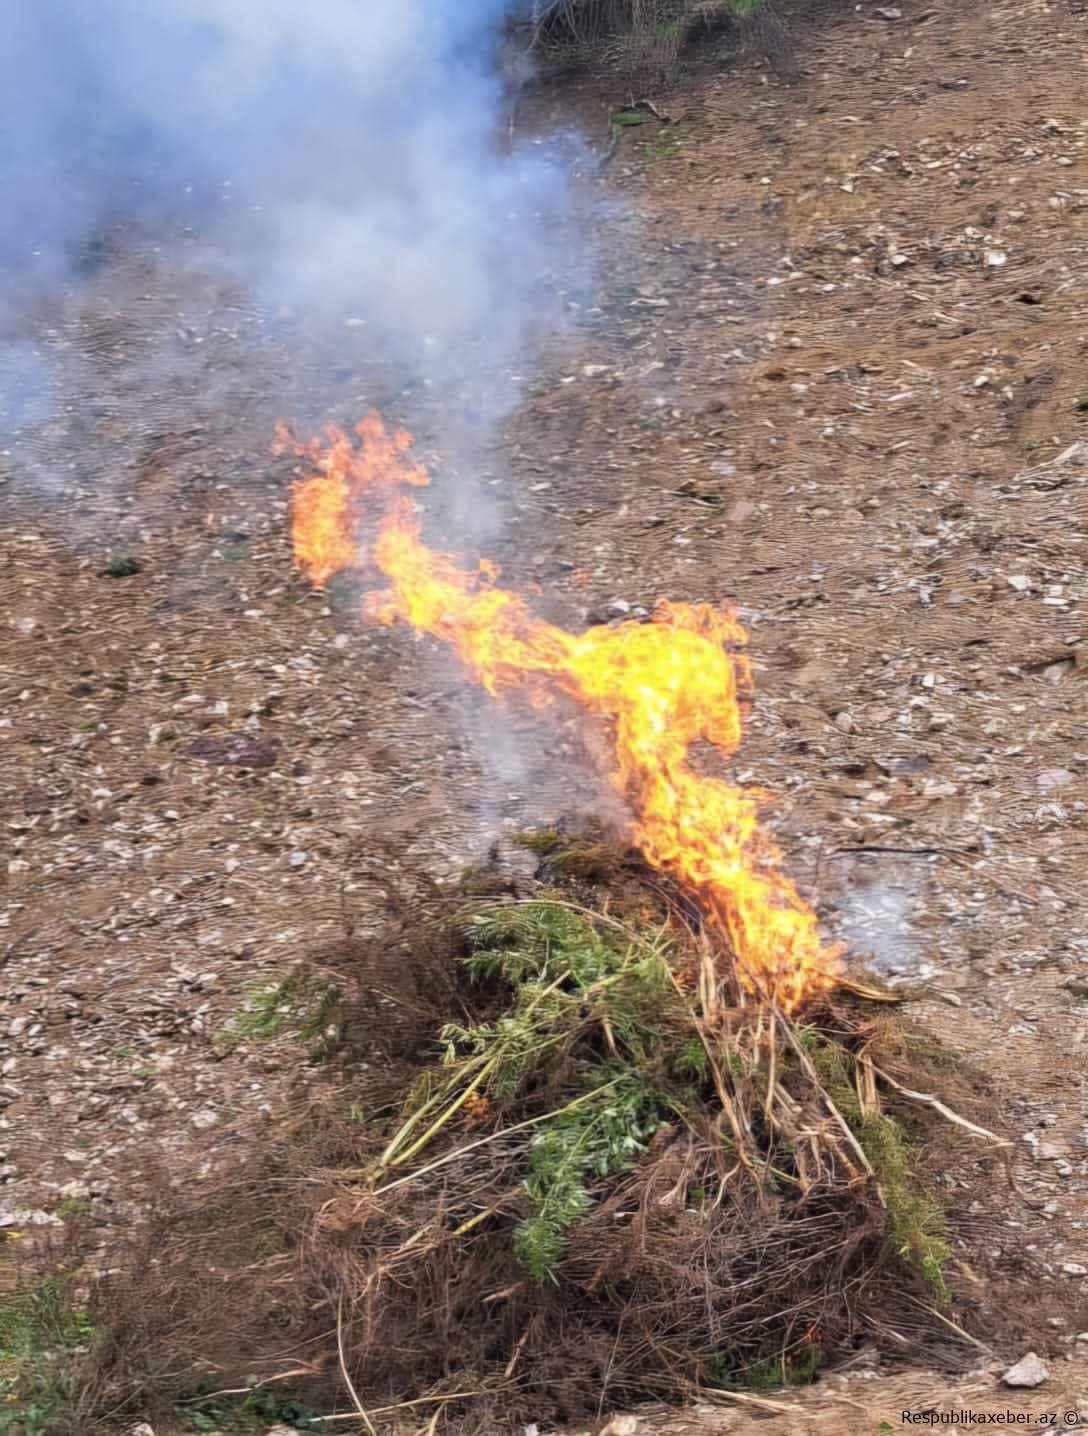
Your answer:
0;1270;94;1436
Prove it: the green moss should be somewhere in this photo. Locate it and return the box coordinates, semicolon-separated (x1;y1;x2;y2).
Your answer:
610;108;649;132
641;126;687;163
796;1032;954;1303
860;1114;952;1303
797;1027;861;1121
54;1197;89;1223
102;549;142;578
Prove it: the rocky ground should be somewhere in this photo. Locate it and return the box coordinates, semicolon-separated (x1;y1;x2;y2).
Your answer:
2;0;1087;1430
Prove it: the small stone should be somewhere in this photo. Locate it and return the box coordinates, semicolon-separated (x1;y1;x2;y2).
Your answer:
1003;1352;1049;1388
984;249;1008;268
289;850;308;867
874;5;902;16
187;736;279;768
921;779;958;799
1061;1263;1087;1277
600;1419;639;1436
1006;574;1032;592
1036;768;1073;792
1038;1140;1071;1161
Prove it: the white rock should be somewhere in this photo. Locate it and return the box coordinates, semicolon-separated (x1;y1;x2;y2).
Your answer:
600;1419;640;1436
1061;1262;1087;1277
1037;769;1074;792
1003;1352;1049;1387
1006;574;1032;592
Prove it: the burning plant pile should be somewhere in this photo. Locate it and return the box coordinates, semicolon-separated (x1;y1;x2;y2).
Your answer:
277;411;843;1016
89;416;1006;1433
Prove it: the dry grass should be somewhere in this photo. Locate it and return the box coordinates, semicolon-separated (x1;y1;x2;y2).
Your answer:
521;0;793;85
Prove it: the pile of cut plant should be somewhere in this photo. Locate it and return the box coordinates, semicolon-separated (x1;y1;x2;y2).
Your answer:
82;829;1004;1436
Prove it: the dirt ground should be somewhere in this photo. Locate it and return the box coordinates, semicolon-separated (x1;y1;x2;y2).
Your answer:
2;0;1088;1430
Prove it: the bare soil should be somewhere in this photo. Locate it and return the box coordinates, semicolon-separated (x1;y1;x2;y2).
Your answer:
2;0;1088;1429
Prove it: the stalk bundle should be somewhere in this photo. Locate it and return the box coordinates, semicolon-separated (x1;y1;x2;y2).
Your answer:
87;831;1005;1433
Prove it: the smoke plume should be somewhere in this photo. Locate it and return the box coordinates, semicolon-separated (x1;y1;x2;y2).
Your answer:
0;0;578;418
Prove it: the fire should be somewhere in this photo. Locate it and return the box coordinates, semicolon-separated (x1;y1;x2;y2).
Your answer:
277;414;841;1012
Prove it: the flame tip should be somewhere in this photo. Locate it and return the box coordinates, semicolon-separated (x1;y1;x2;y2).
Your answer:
287;411;840;1009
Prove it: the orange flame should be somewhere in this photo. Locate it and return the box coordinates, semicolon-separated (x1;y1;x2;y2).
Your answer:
278;413;840;1012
